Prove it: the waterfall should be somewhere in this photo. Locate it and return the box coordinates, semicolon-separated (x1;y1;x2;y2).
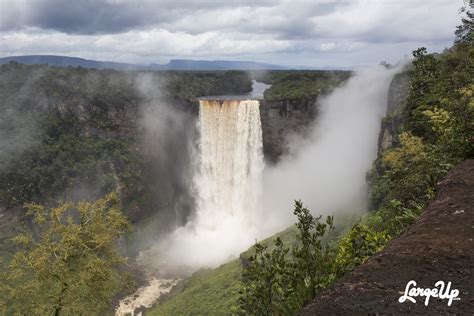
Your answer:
194;100;264;230
143;99;265;271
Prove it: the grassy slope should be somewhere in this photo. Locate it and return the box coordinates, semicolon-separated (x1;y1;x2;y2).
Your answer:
148;215;360;315
149;260;242;315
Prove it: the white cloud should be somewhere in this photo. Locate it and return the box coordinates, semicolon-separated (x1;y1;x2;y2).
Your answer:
319;42;336;51
312;0;459;43
0;0;465;67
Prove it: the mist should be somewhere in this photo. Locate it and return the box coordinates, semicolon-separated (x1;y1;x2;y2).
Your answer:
0;67;46;173
260;64;405;234
128;74;197;252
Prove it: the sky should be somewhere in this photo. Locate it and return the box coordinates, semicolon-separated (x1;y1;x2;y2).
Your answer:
0;0;465;68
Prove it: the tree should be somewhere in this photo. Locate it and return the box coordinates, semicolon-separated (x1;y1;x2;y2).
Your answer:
0;193;131;315
455;3;474;44
238;200;335;315
238;238;290;315
290;200;335;301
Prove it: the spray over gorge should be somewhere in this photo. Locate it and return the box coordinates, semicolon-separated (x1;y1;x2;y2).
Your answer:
260;65;405;233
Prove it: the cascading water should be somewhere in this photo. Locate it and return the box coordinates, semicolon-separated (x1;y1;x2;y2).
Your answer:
194;100;264;232
159;99;265;269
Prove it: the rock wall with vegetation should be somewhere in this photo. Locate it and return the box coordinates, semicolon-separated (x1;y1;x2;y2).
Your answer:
377;70;411;154
257;70;351;163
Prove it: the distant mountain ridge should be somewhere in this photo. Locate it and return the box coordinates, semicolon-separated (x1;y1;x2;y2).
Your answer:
156;59;286;70
0;55;290;71
0;55;142;70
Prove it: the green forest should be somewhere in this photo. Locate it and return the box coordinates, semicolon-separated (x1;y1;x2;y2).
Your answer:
257;70;351;101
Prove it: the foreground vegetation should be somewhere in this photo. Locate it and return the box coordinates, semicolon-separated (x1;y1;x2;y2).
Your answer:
0;193;131;315
239;202;336;315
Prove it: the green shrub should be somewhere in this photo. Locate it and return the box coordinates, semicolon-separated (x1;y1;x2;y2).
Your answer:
238;201;335;315
334;223;389;274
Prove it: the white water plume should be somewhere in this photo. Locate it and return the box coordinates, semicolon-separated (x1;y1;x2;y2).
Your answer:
195;100;264;227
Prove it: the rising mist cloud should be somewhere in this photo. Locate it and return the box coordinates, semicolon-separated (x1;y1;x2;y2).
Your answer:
134;73;197;229
260;63;407;234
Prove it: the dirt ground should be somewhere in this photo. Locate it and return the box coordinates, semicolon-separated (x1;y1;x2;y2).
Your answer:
300;159;474;315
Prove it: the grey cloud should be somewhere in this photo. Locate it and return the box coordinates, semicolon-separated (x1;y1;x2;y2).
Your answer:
27;0;161;34
1;0;178;34
2;0;459;44
0;0;274;34
0;0;339;41
159;2;339;40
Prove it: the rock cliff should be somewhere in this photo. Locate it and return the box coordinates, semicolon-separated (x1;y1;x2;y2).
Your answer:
299;159;474;314
259;97;317;163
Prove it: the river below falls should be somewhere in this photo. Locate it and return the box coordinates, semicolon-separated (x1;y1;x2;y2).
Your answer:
115;278;178;316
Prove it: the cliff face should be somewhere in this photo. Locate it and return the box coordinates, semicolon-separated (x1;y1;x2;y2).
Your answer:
376;71;410;154
259;97;317;163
